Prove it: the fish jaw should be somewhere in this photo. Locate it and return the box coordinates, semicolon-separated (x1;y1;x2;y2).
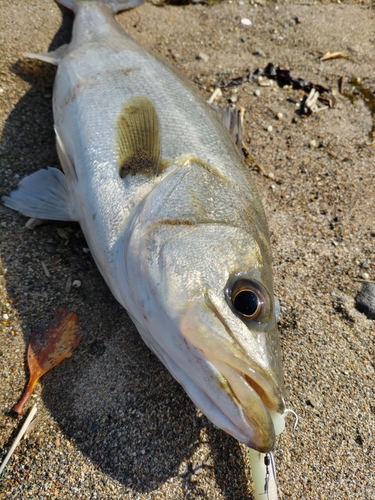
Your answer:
180;294;285;452
120;211;285;452
126;286;284;452
152;342;280;452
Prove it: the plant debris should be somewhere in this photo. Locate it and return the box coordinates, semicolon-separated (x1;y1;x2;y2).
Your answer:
12;307;83;415
339;77;375;140
242;143;267;176
218;63;335;112
321;51;348;61
301;88;330;115
0;404;38;479
220;62;330;95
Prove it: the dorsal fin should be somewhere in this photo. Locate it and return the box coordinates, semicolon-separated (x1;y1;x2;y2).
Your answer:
211;104;243;152
116;95;161;177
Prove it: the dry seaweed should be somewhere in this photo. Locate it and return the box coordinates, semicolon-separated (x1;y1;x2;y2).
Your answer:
220;62;331;95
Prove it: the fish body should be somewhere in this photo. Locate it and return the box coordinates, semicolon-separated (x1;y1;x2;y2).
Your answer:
3;0;285;452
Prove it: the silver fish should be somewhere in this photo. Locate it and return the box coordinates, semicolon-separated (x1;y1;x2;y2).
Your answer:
3;0;285;453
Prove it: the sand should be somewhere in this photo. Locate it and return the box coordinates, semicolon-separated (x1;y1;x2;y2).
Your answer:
0;1;374;498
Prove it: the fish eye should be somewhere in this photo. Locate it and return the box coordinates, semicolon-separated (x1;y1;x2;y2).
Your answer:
229;279;270;322
233;289;259;317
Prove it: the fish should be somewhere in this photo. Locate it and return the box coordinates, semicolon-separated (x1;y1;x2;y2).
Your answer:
3;0;285;453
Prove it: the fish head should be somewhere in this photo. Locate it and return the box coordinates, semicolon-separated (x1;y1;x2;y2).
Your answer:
124;171;285;452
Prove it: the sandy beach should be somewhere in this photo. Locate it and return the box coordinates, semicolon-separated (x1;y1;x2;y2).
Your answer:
0;1;374;498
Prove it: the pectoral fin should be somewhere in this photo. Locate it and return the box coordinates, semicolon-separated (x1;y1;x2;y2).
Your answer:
116;95;161;177
55;126;77;181
2;167;75;221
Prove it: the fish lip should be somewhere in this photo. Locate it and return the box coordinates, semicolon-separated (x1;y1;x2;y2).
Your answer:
197;334;284;451
217;359;283;413
241;369;284;413
202;329;285;451
215;362;283;452
161;343;279;452
218;358;284;413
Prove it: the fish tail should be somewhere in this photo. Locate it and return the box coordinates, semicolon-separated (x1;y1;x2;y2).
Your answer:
55;0;146;14
23;0;146;66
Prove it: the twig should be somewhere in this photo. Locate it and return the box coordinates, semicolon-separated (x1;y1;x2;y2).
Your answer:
0;404;38;478
207;87;222;104
41;261;50;277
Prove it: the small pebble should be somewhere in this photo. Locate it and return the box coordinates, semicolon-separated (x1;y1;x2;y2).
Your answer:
56;228;70;240
355;282;375;319
259;78;272;87
309;139;317;148
196;52;209;62
253;49;266;57
254;89;261;97
192;460;203;472
3;313;9;320
45;244;57;254
276;112;283;120
72;280;82;288
306;397;318;408
362;272;370;280
241;18;252;26
267;125;273;132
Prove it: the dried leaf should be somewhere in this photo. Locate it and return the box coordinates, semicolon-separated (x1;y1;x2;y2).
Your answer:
321;51;348;61
13;307;83;415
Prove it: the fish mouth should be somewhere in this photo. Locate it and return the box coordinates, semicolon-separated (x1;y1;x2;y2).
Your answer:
212;358;284;452
180;295;285;452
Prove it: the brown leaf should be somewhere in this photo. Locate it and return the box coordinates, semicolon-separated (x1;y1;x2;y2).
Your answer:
13;307;83;415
